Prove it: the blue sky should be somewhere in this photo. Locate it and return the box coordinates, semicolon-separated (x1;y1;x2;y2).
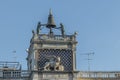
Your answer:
0;0;120;71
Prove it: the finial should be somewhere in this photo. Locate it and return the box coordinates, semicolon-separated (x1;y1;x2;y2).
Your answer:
74;32;78;36
49;9;52;15
32;30;35;35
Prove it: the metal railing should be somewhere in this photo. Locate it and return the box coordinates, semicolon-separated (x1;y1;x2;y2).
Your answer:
78;71;120;78
0;70;30;79
0;61;21;70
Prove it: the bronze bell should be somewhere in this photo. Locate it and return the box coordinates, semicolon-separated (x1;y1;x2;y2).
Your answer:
46;10;56;28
